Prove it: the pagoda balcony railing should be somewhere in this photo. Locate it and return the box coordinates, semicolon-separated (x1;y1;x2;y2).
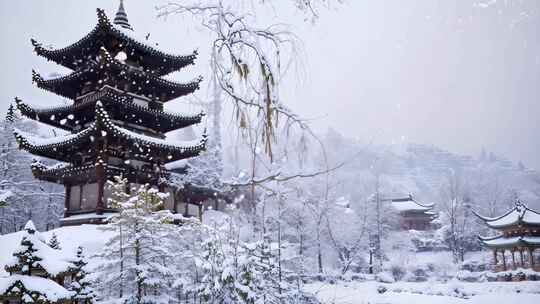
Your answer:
76;85;165;110
77;85;134;104
33;163;170;184
493;264;540;273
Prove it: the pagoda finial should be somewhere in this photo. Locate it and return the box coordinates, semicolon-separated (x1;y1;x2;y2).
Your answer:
114;0;133;31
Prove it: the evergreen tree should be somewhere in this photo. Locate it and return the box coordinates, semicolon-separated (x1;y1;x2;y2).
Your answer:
69;246;95;304
48;232;61;250
5;104;15;123
95;177;178;304
6;221;42;275
195;230;314;304
0;107;63;234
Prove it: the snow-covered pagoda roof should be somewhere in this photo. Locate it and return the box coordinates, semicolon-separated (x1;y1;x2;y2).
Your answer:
478;234;540;248
473;201;540;229
31;8;197;76
386;195;435;213
30;161;169;185
32;47;202;102
13;102;207;164
0;275;72;302
15;87;204;133
4;222;74;277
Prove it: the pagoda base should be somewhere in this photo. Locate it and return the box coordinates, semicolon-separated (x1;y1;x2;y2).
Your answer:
60;211;117;226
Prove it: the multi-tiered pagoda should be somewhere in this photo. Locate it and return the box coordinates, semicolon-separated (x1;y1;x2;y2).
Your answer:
12;2;208;226
474;201;540;272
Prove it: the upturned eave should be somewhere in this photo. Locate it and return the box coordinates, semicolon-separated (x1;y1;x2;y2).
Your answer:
31;8;197;76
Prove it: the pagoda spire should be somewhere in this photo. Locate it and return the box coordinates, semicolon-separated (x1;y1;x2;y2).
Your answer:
113;0;133;31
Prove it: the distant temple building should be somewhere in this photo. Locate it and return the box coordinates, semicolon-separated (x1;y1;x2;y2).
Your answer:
11;2;226;226
383;194;437;230
474;201;540;272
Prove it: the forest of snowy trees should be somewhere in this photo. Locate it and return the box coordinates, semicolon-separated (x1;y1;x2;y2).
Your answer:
1;0;540;303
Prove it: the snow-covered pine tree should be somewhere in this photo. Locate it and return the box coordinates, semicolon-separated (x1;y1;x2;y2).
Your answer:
194;226;316;304
95;177;178;304
5;220;42;275
0;105;63;234
69;246;94;304
48;232;61;250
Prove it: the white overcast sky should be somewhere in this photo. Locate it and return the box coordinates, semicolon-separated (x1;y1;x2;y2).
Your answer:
1;1;539;169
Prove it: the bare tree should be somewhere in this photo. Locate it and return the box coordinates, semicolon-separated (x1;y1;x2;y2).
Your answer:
439;168;478;263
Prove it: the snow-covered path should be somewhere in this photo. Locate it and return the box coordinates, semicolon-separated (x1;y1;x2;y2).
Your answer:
305;281;540;304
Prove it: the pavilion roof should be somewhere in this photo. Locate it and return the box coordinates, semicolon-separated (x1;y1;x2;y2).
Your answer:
0;275;72;302
15;88;204;133
31;8;197;76
478;234;540;248
473;201;540;229
387;195;435;213
13;102;206;164
32;47;202;102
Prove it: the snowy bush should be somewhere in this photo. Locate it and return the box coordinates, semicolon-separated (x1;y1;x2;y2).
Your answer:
405;266;429;282
388;263;407;282
456;270;485;282
376;271;395;283
460;259;487;273
409;230;448;252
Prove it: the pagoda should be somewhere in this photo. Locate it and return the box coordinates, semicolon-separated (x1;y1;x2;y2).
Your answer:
12;2;208;226
383;194;437;230
474;201;540;272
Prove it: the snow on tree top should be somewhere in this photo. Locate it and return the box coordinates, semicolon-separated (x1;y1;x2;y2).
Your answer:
23;220;36;233
0;190;13;202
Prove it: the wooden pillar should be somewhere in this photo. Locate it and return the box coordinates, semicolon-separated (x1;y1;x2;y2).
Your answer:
198;204;203;221
530;248;535;268
214;199;219;211
511;249;517;269
64;186;71;218
519;248;525;268
502;250;507;271
96;159;105;215
493;249;498;266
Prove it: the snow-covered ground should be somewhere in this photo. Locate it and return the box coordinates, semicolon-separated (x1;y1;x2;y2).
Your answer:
1;224;539;303
306;280;540;304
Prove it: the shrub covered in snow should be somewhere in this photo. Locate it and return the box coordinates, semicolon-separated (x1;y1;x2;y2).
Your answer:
376;271;395;283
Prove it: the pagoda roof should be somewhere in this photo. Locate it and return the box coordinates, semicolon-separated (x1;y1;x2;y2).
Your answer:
31;161;169;185
95;102;207;162
14;102;206;164
15;88;204;133
31;8;197;76
478;234;540;248
472;201;540;229
388;195;435;213
0;275;72;302
32;48;202;102
14;127;95;162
